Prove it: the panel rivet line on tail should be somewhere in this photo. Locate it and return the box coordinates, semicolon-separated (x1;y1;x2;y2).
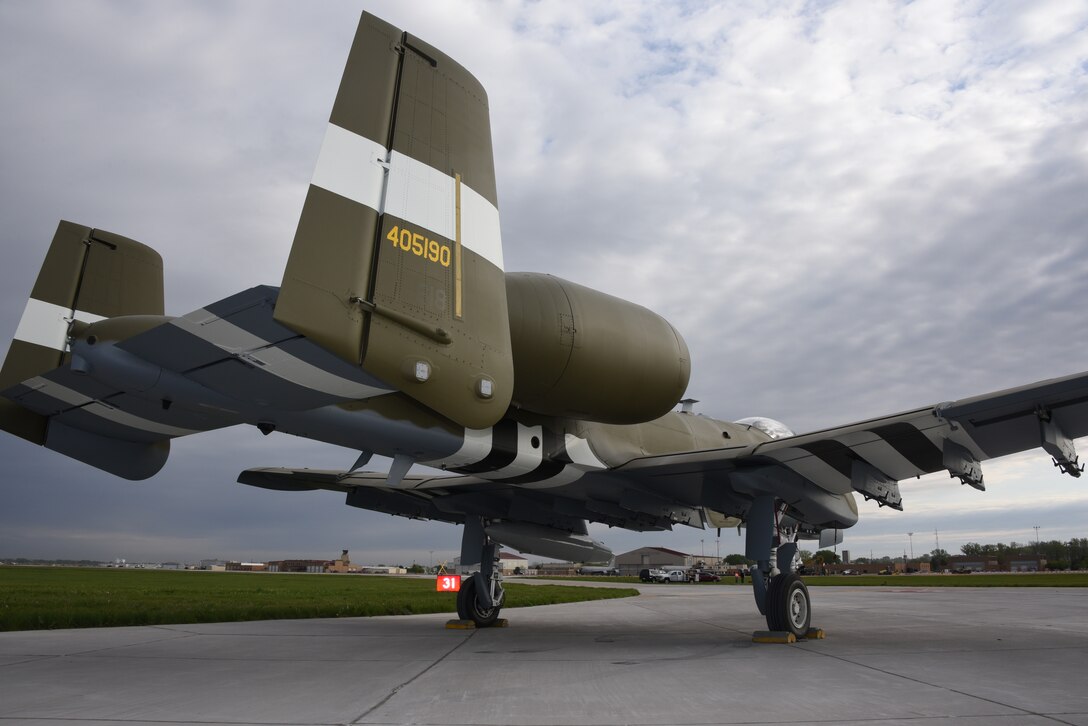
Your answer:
454;172;464;320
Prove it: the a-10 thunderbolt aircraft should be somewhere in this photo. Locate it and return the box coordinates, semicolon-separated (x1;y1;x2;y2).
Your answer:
2;12;1086;636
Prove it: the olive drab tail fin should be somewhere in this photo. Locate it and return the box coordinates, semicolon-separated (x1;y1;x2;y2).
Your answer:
274;13;512;429
0;221;169;478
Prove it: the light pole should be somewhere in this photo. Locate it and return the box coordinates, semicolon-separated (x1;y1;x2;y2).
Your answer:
907;532;914;561
1033;526;1041;554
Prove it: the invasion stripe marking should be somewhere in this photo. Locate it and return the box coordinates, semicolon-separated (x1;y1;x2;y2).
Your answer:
428;423;608;487
455;421;518;474
173;310;391;400
507;431;608;488
309;123;504;271
797;439;855;480
425;428;492;469
816;429;925;480
479;424;545;480
14;298;106;352
503;459;566;485
502;426;568;484
869;422;944;474
309;124;388;216
384;151;504;271
24;377;199;438
515;466;593;489
764;448;853;494
563;435;608;469
843;436;925;480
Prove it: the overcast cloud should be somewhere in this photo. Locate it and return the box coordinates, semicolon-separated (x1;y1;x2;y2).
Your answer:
1;1;1086;566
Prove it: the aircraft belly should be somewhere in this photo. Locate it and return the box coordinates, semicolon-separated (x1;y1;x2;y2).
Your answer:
276;402;466;462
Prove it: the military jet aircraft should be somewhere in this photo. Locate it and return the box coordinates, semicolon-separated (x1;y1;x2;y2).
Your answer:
3;12;1086;637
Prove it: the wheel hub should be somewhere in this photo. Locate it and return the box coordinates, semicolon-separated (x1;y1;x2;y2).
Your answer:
788;588;808;628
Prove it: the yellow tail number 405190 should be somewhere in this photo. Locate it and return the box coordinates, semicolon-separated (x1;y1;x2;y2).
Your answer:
387;225;451;268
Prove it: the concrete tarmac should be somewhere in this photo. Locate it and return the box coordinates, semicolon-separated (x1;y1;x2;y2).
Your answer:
1;583;1086;725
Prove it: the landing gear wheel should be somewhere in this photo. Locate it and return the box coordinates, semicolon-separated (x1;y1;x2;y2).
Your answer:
456;575;503;627
765;572;810;637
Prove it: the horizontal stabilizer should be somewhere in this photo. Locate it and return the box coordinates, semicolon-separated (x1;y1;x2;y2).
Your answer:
1;221;171;478
46;421;169;481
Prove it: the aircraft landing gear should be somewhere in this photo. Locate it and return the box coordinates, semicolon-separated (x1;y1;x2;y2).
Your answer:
456;573;502;626
765;571;811;637
746;495;813;639
456;517;505;627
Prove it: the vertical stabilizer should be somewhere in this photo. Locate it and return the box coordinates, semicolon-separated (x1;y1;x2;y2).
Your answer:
275;13;513;430
0;221;164;444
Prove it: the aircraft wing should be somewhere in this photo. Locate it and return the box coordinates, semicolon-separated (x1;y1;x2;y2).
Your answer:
238;466;620;530
237;371;1088;549
238;466;616;562
616;370;1088;511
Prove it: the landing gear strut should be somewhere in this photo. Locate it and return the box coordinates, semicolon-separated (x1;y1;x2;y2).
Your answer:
456;517;505;627
746;495;812;638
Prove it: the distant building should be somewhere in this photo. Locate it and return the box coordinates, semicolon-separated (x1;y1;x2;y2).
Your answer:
499;552;528;574
948;555;1046;572
266;551;360;574
614;547;719;576
841;550;850;564
327;550;356;573
359;566;407;574
266;560;329;573
225;562;267;572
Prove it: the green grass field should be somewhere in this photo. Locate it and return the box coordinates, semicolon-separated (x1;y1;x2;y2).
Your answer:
0;567;638;632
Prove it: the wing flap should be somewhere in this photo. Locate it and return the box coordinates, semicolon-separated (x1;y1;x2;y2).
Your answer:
614;370;1088;512
937;370;1088;460
237;467;464;493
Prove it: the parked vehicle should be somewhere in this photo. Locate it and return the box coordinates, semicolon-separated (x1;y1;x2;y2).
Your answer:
688;569;720;582
653;568;688;583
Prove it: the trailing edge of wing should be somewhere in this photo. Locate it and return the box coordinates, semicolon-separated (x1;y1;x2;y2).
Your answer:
238;467;471;493
615;369;1088;510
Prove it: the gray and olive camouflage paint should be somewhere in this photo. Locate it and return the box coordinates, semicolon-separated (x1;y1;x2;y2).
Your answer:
3;12;1087;632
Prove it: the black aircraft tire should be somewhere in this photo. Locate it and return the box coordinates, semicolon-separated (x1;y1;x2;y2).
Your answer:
457;576;501;627
455;581;472;621
764;572;784;629
766;572;810;637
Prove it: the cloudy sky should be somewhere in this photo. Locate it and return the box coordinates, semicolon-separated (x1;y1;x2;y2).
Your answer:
1;1;1086;566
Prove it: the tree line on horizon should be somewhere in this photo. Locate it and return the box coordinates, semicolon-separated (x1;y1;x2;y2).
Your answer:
805;537;1087;570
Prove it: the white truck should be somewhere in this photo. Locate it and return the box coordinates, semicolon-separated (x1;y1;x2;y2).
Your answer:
652;568;688;583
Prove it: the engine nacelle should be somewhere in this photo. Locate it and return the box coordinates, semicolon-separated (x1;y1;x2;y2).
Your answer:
505;272;690;424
